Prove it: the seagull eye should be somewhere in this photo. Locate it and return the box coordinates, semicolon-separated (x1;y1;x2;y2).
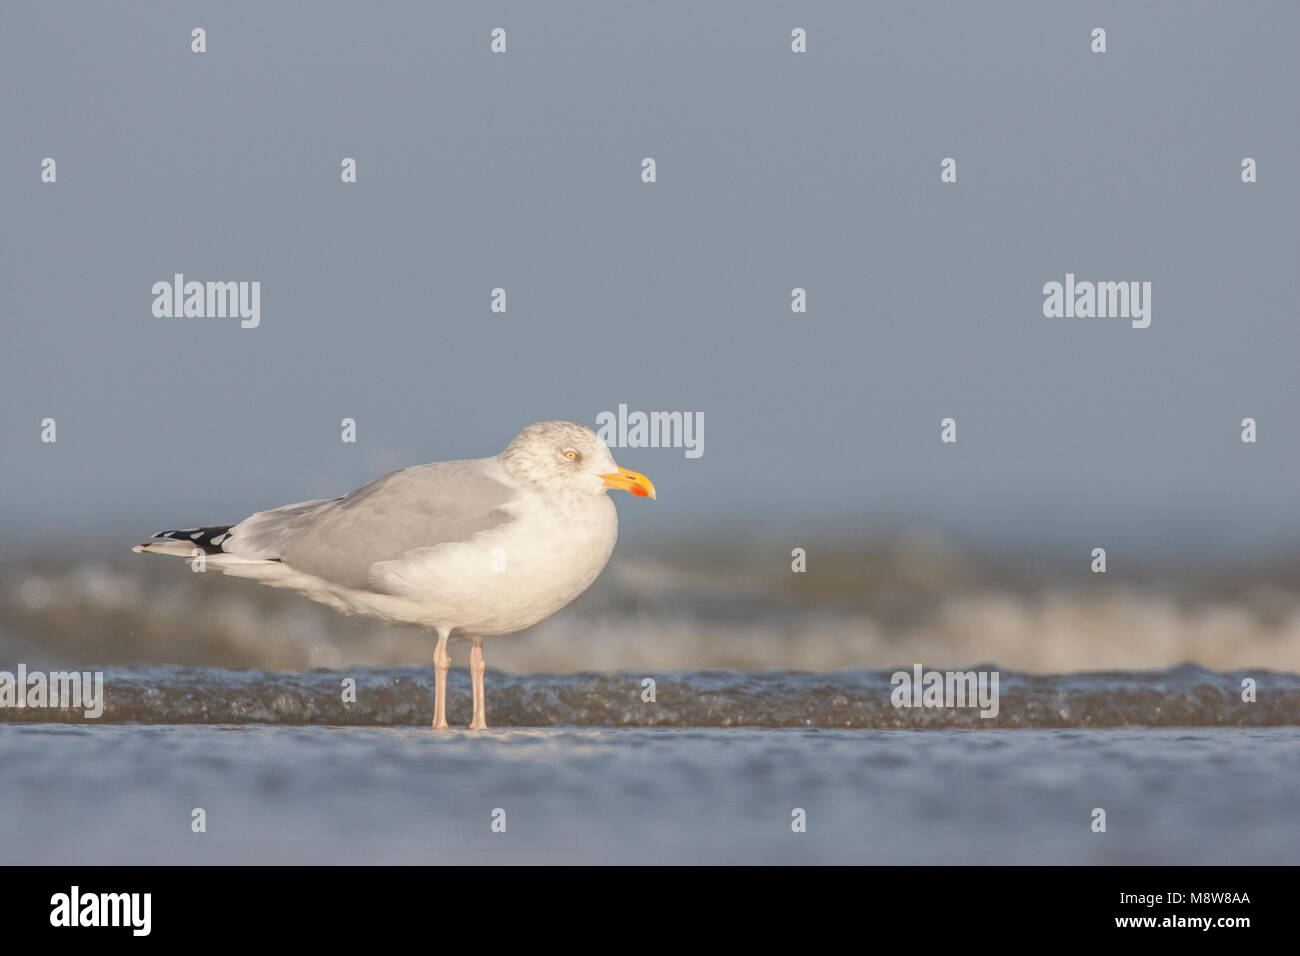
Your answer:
562;449;581;461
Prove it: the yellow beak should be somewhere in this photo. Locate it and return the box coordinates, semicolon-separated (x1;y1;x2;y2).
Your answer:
600;467;657;499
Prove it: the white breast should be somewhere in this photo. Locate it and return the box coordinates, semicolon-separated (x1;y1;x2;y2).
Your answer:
369;491;619;636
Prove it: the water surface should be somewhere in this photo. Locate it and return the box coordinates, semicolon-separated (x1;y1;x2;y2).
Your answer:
3;724;1295;864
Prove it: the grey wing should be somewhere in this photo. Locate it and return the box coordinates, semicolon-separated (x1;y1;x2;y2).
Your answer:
224;458;516;590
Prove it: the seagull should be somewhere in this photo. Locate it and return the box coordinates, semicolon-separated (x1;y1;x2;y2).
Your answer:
134;421;656;730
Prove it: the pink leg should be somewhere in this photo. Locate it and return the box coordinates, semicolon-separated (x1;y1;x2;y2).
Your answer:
468;637;488;730
432;629;451;731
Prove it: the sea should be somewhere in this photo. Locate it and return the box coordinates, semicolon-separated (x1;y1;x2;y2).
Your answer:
2;539;1298;864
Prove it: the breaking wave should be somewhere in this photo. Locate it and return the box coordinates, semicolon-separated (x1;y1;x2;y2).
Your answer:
5;542;1300;675
1;664;1297;728
3;537;1300;727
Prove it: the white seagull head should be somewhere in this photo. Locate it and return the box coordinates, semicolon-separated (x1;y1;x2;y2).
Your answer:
499;420;656;500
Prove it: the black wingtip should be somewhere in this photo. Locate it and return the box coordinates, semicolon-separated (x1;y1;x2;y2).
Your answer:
149;525;234;555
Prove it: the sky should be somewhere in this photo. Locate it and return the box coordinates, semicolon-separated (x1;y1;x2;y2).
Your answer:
2;1;1297;561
